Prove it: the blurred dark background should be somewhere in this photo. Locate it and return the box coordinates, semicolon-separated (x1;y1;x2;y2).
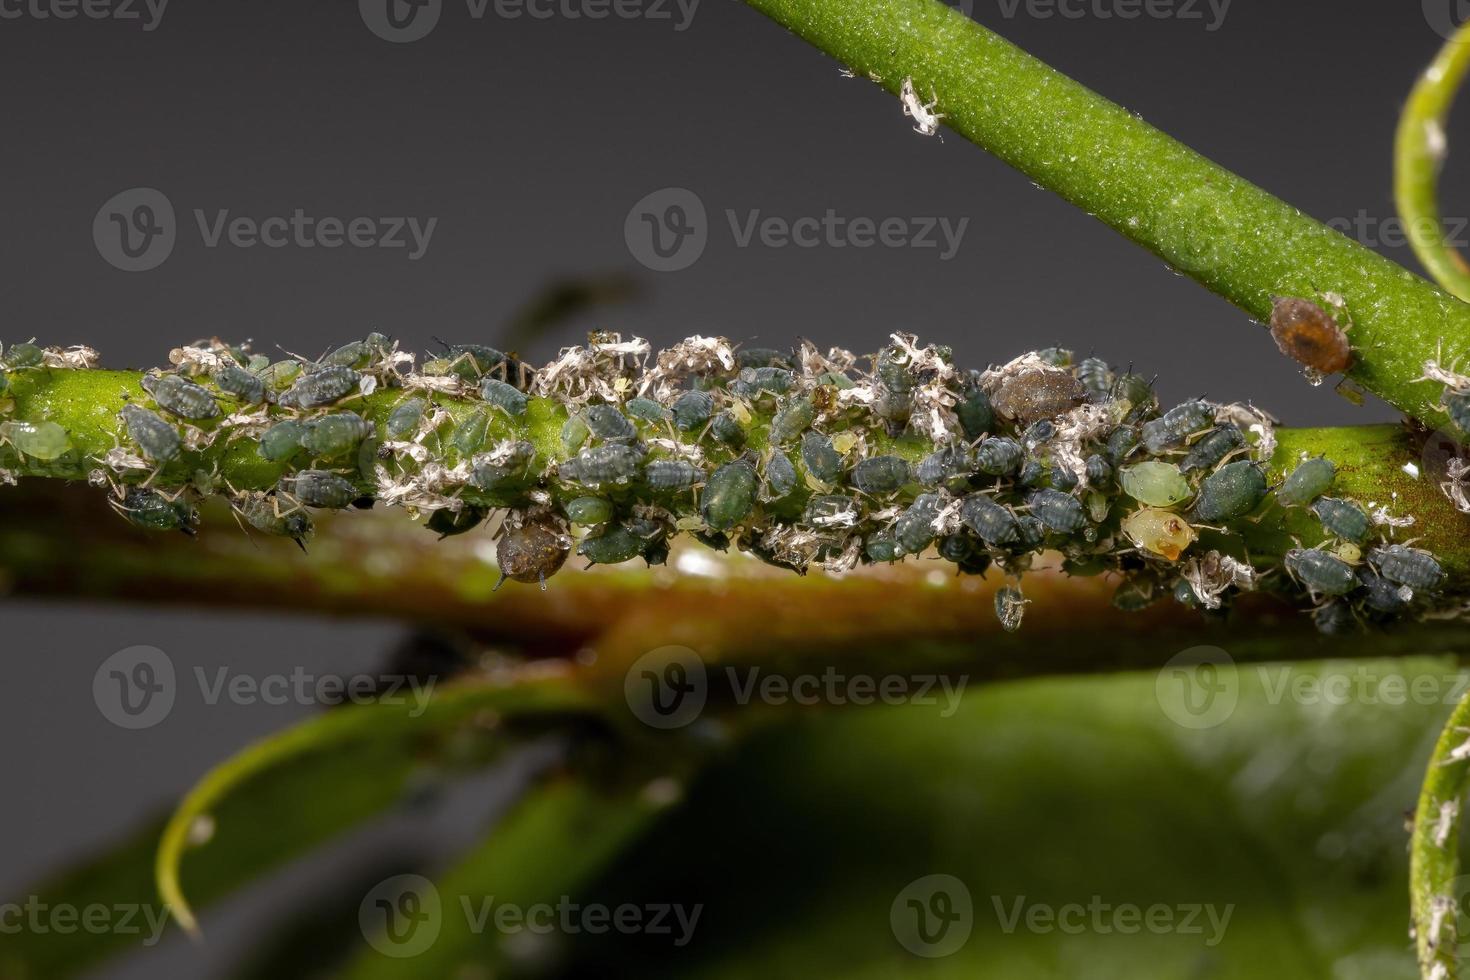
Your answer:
1;1;1466;975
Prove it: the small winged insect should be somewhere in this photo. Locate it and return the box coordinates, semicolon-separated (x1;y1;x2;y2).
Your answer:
280;470;358;509
850;455;911;495
0;420;71;461
960;492;1019;546
1370;544;1445;591
768;394;816;444
120;404;180;465
300;412;374;460
141;372;220;421
974;436;1024;476
232;490;313;550
701;459;758;530
277;365;361;410
480;377;529;417
993;584;1027;632
1276;456;1336;507
762;451;798;500
1180;425;1244;474
495;513;571;590
708;411;746;448
643;458;704;491
1027;488;1086;533
1191;460;1267;523
1268;297;1352;375
558;443;645;487
801;430;844;484
258;420;305;462
1141;400;1214;454
386;397;428;439
581;403;638;443
470;442;536;492
894;492;944;554
111;486;197;536
671;389;716;432
211;363;268;404
427;506;486;539
1284;548;1357;597
1310;497;1370;544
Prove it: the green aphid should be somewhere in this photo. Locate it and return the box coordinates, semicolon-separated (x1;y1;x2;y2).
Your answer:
469;442;536;492
762;451;798;500
708;411;746;448
1105;424;1140;463
480;377;529;417
815;371;854;390
561;413;591;453
452;409;492;456
111;487;197;536
960;492;1019;546
1276;456;1336;507
322;333;390;369
1191;460;1268;523
643;458;704;491
280;470;358;510
386;397;428;439
1111;373;1157;421
2;342;44;370
974;437;1023;476
1284;548;1357;597
577;523;646;566
800;430;843;484
301;412;374;460
1371;544;1445;591
768;394;816;444
1027;488;1086;533
233;491;313;550
120;404;180;463
625;397;671;426
1119;461;1191;507
258;420;305;462
850;455;911;495
671;389;716;432
141;372;220;421
565;495;616;526
872;344;914;424
955;373;995;440
701;459;758;530
277;365;360;410
427;506;486;539
255;359;303;391
583;403;638;442
894;492;944;554
211;362;268;404
1310;497;1370;544
864;527;903;564
1179;424;1244;474
0;420;71;460
558;443;645;487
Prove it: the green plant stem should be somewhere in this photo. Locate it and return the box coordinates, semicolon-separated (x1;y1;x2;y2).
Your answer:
1411;688;1470;978
742;0;1470;420
1397;21;1470;302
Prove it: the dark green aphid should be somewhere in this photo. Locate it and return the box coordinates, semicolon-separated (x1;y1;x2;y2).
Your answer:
916;445;973;487
322;333;390;370
1085;454;1112;485
769;394;816;444
470;442;536;492
955;373;995;440
671;389;716;432
1112;579;1158;612
495;513;571;589
731;366;796;400
625;397;671;425
1191;460;1267;523
112;487;196;536
558;443;644;487
736;347;793;370
565;496;615;526
452;409;492;456
1285;548;1357;596
258;420;305;461
277;365;360;410
1111;372;1156;418
480;378;528;417
1180;425;1244;474
1276;456;1336;507
850;455;911;495
1371;544;1445;590
1021;420;1055;449
708;411;746;448
234;491;313;549
582;403;637;442
1444;390;1470;436
1105;425;1140;463
1049;466;1078;492
561;414;591;453
1018;459;1047;487
1141;400;1213;453
386;397;428;439
1014;515;1046;552
426;506;486;539
301;412;374;460
975;437;1023;476
802;493;861;528
693;529;731;552
960;492;1019;546
814;370;853;390
895;492;944;554
1310;497;1370;544
1028;488;1086;533
702;460;758;530
938;533;975;564
141;373;220;420
0;369;8;397
800;431;843;484
119;404;180;463
644;458;704;490
762;451;798;500
1312;600;1357;635
872;345;914;424
1036;347;1073;367
212;363;268;404
1356;567;1411;613
1173;578;1201;608
994;585;1027;632
1077;357;1113;400
2;341;43;370
578;523;646;566
280;470;357;509
864;527;903;563
443;343;532;388
255;359;302;391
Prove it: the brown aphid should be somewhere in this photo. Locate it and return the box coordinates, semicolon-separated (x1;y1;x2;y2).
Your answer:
494;512;571;591
1268;297;1352;374
991;367;1086;424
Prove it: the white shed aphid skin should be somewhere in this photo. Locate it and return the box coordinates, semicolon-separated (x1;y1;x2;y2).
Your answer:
1435;799;1459;848
900;77;944;138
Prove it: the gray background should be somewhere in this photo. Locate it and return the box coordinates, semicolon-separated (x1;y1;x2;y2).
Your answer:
1;0;1466;975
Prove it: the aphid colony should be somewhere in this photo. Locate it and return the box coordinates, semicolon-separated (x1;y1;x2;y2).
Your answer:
0;333;1447;632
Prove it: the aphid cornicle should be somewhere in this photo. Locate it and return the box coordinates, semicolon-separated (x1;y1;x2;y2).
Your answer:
141;373;220;421
277;365;360;411
233;490;313;549
991;366;1085;424
994;585;1027;632
1180;425;1244;474
1027;488;1086;533
1285;548;1357;596
212;362;268;404
564;495;615;526
1268;297;1352;375
1310;497;1370;544
582;403;638;442
769;395;816;444
280;470;358;510
1276;456;1336;507
702;460;758;530
625;397;671;426
386;397;428;439
916;445;974;487
800;430;844;484
960;492;1019;546
671;389;716;432
894;492;944;554
0;420;71;461
258;420;305;462
112;487;197;536
762;451;798;500
300;412;374;460
974;436;1024;476
708;411;746;448
558;443;644;487
1370;544;1445;591
1191;460;1268;523
850;455;911;495
480;378;529;417
643;458;704;491
1141;399;1214;454
495;513;571;590
426;506;486;539
120;404;180;463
